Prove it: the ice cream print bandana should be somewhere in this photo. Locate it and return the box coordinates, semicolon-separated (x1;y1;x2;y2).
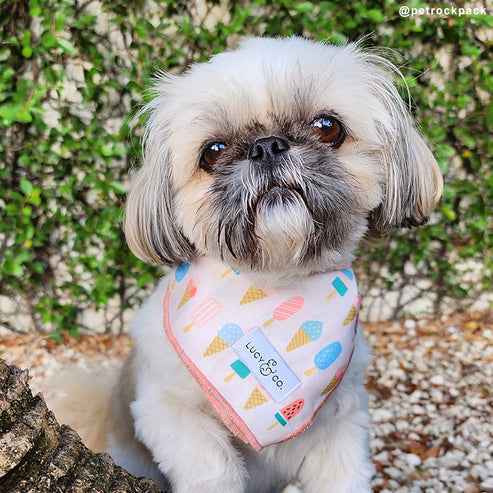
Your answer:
163;256;360;451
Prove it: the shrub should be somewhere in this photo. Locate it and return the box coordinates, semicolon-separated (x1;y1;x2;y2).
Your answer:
1;0;491;336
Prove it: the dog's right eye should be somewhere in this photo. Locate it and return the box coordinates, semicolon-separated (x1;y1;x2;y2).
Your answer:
200;142;227;172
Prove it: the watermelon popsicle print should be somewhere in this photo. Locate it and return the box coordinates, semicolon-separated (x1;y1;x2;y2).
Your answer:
267;398;304;430
304;341;342;376
263;296;304;327
286;321;323;352
183;298;223;333
203;323;243;357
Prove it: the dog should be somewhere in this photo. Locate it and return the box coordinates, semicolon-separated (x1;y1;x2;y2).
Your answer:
51;37;442;493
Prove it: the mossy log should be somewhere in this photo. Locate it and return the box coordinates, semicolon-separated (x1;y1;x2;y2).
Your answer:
0;359;164;492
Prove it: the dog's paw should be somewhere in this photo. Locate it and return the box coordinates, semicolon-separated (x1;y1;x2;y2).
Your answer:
282;480;304;493
173;475;245;493
162;447;247;493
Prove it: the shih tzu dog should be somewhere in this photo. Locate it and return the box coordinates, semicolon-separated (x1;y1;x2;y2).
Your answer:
54;36;443;493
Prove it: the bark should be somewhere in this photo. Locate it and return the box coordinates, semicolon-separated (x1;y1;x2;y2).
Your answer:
0;359;165;493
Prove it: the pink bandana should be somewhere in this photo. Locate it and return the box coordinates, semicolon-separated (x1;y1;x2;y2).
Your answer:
163;256;360;451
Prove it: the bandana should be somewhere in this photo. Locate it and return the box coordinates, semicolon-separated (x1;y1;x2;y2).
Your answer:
163;256;360;451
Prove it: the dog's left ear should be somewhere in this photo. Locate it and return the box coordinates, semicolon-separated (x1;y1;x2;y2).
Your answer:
359;50;443;236
124;74;196;266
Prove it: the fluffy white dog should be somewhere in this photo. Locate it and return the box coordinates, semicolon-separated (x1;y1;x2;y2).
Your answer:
53;37;442;493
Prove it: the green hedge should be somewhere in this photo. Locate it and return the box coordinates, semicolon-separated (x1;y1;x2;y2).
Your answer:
1;0;491;336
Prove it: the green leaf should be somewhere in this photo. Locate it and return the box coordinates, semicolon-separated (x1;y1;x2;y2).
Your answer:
57;39;76;55
20;178;34;195
365;9;384;22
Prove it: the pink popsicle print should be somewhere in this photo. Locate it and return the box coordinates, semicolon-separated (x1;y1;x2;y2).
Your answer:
183;298;223;333
263;296;304;327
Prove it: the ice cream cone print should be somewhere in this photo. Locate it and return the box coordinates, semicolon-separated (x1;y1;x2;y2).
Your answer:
342;304;357;326
203;323;243;357
240;286;268;305
286;321;323;352
204;334;229;357
244;387;268;410
320;367;344;396
286;328;311;351
178;278;199;309
267;398;304;430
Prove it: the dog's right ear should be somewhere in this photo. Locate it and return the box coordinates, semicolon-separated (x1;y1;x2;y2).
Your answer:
124;82;195;266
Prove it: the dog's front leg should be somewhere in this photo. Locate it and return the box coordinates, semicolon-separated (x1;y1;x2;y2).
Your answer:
130;364;248;493
296;403;374;493
292;335;374;493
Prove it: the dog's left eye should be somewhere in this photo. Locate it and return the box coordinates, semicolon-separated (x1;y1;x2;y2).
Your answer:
200;142;227;171
310;116;345;147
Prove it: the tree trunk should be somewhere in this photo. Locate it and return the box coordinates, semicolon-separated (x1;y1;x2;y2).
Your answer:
0;359;165;492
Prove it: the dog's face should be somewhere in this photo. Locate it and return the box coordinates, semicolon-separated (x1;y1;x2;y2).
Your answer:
125;37;442;281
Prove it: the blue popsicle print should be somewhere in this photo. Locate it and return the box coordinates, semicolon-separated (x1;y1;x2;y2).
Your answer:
172;262;190;289
305;341;342;376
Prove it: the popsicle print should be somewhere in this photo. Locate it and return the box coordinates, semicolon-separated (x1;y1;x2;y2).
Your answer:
220;266;241;278
286;321;323;352
183;297;223;333
305;341;342;376
225;359;251;382
203;323;243;357
267;398;304;430
263;296;304;327
178;277;199;309
172;262;190;289
326;269;354;300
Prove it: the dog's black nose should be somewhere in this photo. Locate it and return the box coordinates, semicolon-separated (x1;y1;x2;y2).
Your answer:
248;136;290;162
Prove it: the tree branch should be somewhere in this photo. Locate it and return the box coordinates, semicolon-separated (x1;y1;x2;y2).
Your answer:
0;359;165;492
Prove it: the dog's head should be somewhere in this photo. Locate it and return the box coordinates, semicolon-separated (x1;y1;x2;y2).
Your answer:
125;37;442;281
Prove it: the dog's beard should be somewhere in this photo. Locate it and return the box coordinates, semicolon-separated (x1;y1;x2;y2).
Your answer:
198;149;363;274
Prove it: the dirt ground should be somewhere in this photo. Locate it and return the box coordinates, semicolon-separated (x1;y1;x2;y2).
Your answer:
1;310;492;492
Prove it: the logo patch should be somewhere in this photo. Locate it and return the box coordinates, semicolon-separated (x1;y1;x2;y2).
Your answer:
232;326;301;403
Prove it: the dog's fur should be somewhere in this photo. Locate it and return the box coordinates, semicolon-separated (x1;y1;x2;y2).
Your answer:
50;37;442;493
